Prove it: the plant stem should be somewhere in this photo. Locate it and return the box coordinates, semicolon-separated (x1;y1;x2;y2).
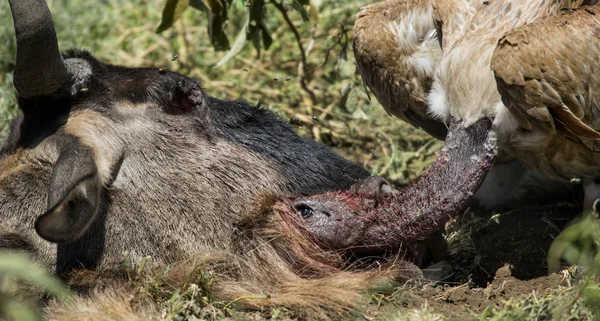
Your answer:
269;0;317;105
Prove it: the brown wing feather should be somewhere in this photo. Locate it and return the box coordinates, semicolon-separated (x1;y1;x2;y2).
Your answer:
432;0;481;50
492;5;600;149
353;0;447;139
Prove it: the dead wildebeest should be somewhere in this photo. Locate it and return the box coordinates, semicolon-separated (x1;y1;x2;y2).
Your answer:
44;185;436;320
0;0;440;319
1;0;371;270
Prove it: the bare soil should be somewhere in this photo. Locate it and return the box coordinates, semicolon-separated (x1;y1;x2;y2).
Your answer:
365;188;586;320
381;266;567;320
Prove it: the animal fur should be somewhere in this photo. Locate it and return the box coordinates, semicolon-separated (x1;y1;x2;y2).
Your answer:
42;196;426;320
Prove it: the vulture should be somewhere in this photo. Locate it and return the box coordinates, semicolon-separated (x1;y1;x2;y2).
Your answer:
283;0;600;258
352;0;600;211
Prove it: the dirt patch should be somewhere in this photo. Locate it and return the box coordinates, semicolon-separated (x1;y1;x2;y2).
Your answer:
462;200;582;286
382;264;569;320
364;189;588;320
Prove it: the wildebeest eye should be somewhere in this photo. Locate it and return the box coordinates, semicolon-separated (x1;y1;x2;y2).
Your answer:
295;205;314;219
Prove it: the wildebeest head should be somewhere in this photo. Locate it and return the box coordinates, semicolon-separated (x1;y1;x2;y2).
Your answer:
1;0;369;274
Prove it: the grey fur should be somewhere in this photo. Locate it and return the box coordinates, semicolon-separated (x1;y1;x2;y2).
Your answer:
1;0;369;278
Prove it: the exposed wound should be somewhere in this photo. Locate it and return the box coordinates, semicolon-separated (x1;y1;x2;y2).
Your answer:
294;117;497;251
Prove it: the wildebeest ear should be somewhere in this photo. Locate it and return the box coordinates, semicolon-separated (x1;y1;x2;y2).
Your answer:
35;142;101;244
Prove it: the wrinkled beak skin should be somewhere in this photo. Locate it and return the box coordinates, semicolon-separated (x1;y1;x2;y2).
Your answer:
292;118;497;253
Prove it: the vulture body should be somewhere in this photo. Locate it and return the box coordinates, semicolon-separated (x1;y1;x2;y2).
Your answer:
353;0;600;209
353;0;446;139
285;0;600;259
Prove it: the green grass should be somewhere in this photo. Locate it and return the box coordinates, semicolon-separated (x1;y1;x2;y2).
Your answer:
0;2;16;140
477;285;596;321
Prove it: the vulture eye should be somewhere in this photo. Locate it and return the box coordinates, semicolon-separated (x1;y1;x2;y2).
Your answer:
295;205;314;219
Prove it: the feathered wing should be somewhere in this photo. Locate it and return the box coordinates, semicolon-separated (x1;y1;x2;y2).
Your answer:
353;0;447;139
492;5;600;150
431;0;480;50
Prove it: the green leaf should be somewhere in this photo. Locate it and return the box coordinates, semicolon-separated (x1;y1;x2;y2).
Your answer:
189;0;207;10
0;251;71;301
250;25;261;58
247;0;268;57
214;19;249;68
259;21;272;49
203;0;231;50
156;0;191;33
289;0;310;22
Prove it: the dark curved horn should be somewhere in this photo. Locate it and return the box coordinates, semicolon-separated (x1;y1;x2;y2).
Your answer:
9;0;69;97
